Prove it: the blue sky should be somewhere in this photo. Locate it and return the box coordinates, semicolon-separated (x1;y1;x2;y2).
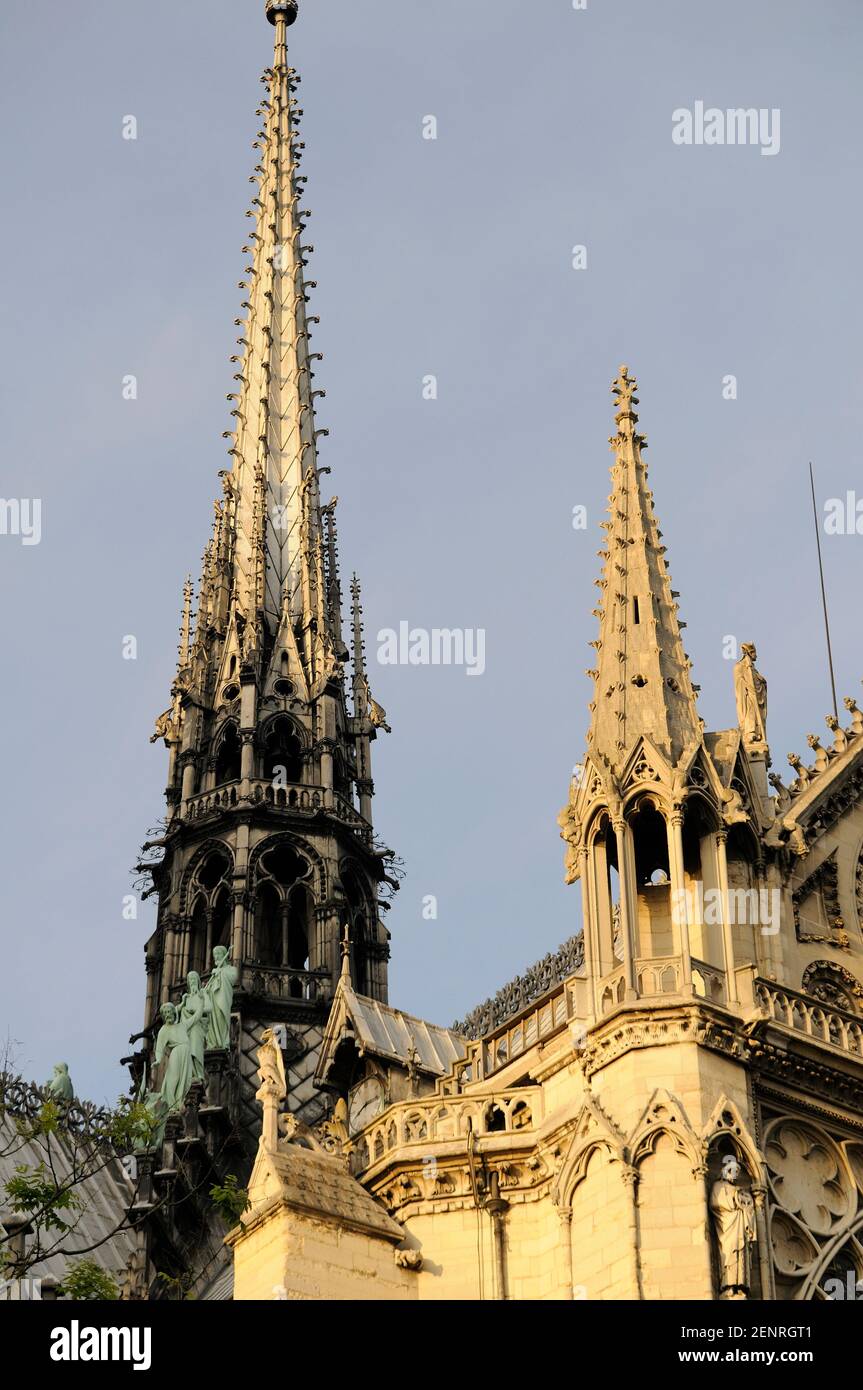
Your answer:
1;0;861;1102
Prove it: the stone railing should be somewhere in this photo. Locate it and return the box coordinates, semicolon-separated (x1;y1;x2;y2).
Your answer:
352;1084;543;1175
169;962;328;1006
0;1074;116;1140
481;981;574;1078
330;791;373;843
691;958;726;1005
184;779;326;820
453;934;584;1039
598;955;728;1013
240;962;330;1003
181;779;372;841
754;978;863;1059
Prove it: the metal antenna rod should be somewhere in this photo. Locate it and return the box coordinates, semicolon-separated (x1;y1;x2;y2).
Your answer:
809;461;838;720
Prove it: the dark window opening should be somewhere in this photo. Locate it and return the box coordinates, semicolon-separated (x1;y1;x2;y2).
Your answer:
215;724;241;785
263;717;303;783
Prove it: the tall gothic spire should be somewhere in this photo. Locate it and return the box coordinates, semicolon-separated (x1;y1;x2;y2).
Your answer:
183;0;337;702
586;367;701;771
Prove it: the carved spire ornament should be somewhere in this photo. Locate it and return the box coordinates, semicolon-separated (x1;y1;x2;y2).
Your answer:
587;368;701;772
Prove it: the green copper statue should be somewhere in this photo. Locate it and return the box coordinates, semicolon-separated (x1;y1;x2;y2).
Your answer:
153;1002;193;1112
179;971;211;1081
204;946;238;1051
45;1062;74;1102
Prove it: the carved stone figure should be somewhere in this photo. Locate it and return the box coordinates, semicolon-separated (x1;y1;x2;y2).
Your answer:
256;1027;287;1151
368;696;391;734
179;971;211;1081
204;946;239;1050
45;1062;74;1102
710;1156;757;1297
734;643;767;746
154;1003;194;1113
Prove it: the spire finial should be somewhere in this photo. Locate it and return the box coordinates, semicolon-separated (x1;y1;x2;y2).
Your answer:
340;923;351;980
611;365;640;441
582;367;701;772
266;0;299;24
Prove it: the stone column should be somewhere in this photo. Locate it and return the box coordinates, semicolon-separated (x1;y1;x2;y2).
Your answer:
715;832;739;1005
179;752;197;806
694;1161;716;1294
666;811;692;991
558;1207;574;1299
578;847;596;1015
160;917;177;1002
752;1184;774;1299
319;739;334;808
588;832;615;993
240;731;256;794
231;891;247;969
613;819;638;1000
177;915;192;985
357;777;373;826
621;1163;642;1298
239;672;257;797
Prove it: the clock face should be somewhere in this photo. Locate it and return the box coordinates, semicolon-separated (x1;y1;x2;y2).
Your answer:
348;1076;385;1135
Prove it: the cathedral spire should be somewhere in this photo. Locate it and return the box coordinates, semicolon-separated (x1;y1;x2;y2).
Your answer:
211;0;332;679
586;367;701;771
146;0;392;1013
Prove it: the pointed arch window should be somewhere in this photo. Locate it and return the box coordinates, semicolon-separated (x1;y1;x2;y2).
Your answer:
214;723;242;785
253;842;313;992
187;846;233;977
342;867;373;995
261;716;303;785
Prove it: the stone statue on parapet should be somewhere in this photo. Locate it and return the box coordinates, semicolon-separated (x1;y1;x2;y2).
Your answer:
45;1062;74;1103
179;970;211;1081
154;1003;194;1113
204;946;238;1050
733;642;768;748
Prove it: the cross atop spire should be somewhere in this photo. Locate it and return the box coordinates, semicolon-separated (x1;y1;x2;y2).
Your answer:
586;367;701;771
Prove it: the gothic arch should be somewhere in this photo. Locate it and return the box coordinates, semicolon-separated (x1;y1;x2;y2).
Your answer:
552;1095;627;1207
339;857;377;994
701;1096;766;1185
338;856;376;913
628;1089;701;1169
256;710;311;751
248;832;327;902
249;838;316;974
585;807;612;850
622;787;668;819
179;839;235;914
797;1210;863;1301
257;712;307;784
212;718;242;784
681;788;723;835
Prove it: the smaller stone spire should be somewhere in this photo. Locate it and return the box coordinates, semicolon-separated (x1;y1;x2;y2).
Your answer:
350;573;370;718
586;367;701;771
340;922;352;981
177;575;193;681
